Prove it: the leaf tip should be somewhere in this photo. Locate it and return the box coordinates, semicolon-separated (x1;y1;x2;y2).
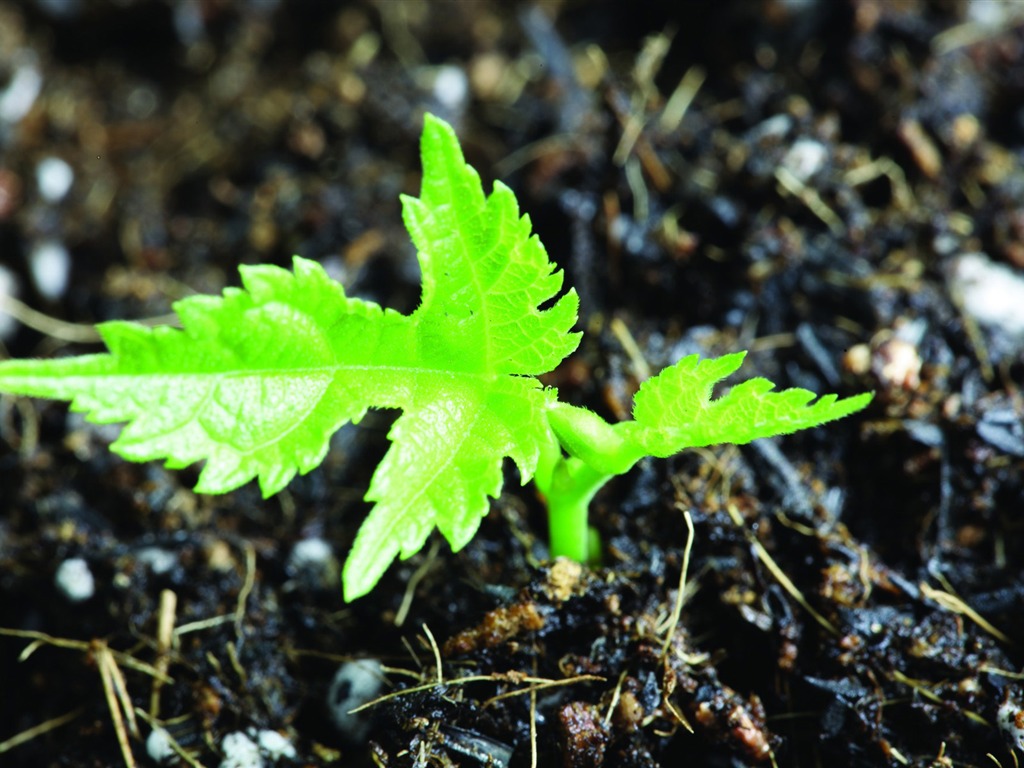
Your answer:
342;552;388;602
420;111;460;158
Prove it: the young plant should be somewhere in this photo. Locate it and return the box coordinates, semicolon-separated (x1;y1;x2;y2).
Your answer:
0;114;872;600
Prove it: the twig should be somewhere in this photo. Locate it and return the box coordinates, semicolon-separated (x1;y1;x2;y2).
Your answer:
658;66;705;133
919;582;1011;645
481;674;606;708
660;504;695;658
725;504;838;635
662;696;693;734
0;709;82;754
94;641;139;768
609;317;652;381
0;293;179;343
349;672;604;715
133;709;208;768
529;669;538;768
422;624;443;684
394;539;440;627
150;589;177;718
774;166;844;235
173;614;234;636
603;669;628;727
234;543;257;641
0;628;171;682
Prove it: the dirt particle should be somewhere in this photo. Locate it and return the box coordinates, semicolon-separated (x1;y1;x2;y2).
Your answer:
442;599;544;656
544;557;584;602
558;701;608;768
612;689;644;730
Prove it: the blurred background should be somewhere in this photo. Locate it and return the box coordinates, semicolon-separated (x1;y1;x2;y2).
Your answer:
2;2;1024;766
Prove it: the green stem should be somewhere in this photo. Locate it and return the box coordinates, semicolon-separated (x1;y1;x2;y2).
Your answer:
543;456;613;562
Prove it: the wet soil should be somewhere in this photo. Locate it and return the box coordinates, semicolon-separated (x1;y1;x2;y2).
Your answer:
1;1;1024;766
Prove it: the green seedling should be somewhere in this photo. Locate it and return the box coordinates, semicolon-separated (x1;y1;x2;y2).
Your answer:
0;115;872;600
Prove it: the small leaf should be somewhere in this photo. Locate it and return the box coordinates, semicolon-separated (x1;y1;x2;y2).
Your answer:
403;115;579;375
620;352;872;456
342;378;553;600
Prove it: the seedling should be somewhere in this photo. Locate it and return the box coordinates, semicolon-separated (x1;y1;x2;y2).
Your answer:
0;115;872;600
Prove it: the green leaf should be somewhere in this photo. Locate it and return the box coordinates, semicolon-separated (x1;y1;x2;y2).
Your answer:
619;352;873;456
342;114;579;599
403;115;579;375
0;257;413;497
0;114;580;601
342;376;556;599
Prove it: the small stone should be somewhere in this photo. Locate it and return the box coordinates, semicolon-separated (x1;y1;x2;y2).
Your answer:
55;557;95;602
219;731;263;768
135;546;178;575
28;239;70;301
35;157;73;202
146;727;175;764
0;59;43;124
288;537;332;570
286;536;337;590
873;337;922;391
948;253;1024;339
843;343;871;376
432;65;468;112
998;698;1024;751
781;138;828;181
967;0;1021;28
0;264;19;340
327;659;384;742
253;729;297;761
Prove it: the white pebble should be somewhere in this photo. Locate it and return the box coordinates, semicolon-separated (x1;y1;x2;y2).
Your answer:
781;138;828;181
748;113;793;142
288;537;332;569
967;0;1021;29
36;157;74;202
29;239;71;301
947;253;1024;338
286;536;337;590
135;546;178;575
0;264;18;340
327;659;384;742
432;65;469;111
0;59;43;124
253;729;296;761
219;731;263;768
173;3;204;45
55;557;95;602
999;699;1024;750
146;727;175;763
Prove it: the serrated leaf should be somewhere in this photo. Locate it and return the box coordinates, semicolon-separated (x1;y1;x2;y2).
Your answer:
403;115;579;375
0;114;581;600
342;115;580;599
620;352;873;456
342;377;553;600
0;258;413;496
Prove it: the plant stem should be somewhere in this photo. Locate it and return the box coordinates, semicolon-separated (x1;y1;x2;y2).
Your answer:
544;456;613;562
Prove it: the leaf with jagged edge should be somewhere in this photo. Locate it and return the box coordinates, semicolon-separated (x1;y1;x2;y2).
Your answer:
0;257;413;497
342;115;579;599
0;114;580;601
617;352;873;456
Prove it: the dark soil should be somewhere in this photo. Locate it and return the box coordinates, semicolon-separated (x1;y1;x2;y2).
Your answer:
2;1;1024;766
